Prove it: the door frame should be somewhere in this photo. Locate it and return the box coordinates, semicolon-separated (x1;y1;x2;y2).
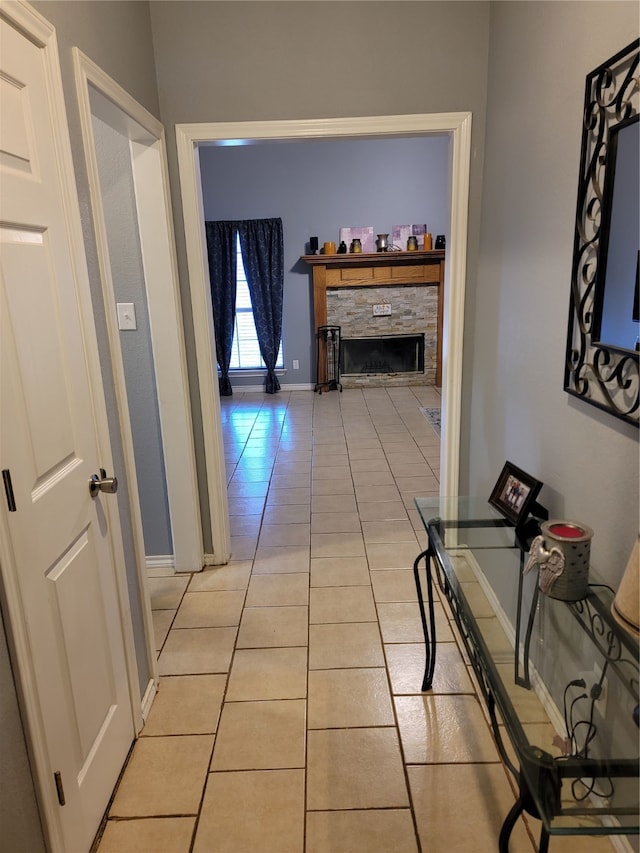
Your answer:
73;49;203;575
176;113;472;511
0;3;139;849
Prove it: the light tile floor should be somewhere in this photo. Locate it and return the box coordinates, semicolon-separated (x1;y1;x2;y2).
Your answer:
96;387;615;853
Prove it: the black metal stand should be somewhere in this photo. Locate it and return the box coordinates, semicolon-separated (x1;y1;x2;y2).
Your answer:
315;325;342;393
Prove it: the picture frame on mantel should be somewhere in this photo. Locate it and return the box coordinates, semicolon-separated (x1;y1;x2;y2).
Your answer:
489;461;543;528
339;226;374;254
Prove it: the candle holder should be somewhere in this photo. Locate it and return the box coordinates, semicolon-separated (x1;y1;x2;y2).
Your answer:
538;520;593;601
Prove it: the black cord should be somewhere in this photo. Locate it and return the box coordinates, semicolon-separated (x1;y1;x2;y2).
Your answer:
563;679;586;749
588;582;616;595
562;667;614;802
569;693;588;754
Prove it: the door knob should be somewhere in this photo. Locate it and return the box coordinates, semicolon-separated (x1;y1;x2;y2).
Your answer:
89;468;118;498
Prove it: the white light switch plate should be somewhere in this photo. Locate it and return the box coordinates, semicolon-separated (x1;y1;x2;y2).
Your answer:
117;302;137;330
372;303;391;316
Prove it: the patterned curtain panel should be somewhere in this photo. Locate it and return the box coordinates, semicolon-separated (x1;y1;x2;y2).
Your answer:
238;218;284;394
205;221;237;396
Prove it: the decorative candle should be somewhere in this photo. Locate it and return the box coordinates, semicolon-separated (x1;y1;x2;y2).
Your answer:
548;522;588;539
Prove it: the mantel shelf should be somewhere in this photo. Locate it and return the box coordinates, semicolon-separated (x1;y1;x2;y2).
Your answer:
301;249;445;267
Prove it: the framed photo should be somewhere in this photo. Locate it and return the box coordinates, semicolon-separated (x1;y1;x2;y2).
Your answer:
489;461;543;527
392;225;412;251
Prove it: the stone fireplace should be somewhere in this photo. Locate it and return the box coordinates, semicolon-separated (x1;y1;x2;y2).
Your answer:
327;284;437;387
302;250;444;389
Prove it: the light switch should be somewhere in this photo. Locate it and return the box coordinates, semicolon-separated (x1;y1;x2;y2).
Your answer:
116;302;137;330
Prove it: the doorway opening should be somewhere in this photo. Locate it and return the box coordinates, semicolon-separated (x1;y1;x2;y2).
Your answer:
74;50;202;575
176;113;472;506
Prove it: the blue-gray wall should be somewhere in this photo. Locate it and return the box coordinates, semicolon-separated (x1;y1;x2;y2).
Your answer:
199;135;449;386
92;107;173;557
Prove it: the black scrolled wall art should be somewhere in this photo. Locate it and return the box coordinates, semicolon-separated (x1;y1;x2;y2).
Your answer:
564;39;639;427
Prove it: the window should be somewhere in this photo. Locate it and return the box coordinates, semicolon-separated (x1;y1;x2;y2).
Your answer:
229;234;284;370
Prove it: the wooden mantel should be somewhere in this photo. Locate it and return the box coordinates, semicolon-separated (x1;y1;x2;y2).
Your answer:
302;249;445;385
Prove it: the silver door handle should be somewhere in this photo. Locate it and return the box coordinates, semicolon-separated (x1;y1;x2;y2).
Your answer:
89;468;118;498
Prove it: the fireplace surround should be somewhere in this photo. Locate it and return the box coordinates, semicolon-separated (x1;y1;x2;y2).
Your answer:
302;250;444;388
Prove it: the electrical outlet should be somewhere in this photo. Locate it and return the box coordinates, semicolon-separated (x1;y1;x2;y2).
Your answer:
292;359;299;370
580;663;608;718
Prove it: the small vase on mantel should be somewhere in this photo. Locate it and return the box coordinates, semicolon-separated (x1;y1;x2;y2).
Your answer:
375;233;389;252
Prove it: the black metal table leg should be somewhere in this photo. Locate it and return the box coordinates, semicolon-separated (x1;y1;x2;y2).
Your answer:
499;796;525;853
538;826;550;853
499;768;550;853
413;547;437;691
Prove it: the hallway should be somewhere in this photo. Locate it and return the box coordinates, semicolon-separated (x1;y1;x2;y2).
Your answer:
94;388;606;853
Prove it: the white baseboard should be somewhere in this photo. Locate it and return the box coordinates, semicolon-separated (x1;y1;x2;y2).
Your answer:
230;382;315;393
281;383;316;391
139;677;157;728
146;555;175;576
203;553;227;567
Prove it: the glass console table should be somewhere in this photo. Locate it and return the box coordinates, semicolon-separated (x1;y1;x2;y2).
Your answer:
413;496;639;852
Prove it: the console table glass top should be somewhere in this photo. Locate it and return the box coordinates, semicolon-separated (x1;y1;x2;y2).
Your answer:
414;496;639;847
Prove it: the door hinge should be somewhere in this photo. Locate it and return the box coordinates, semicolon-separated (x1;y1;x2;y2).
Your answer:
54;771;65;806
2;469;16;512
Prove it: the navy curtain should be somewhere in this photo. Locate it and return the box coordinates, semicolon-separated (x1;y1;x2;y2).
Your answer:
238;218;284;394
205;221;237;396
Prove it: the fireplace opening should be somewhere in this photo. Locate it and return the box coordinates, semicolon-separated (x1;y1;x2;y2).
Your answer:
341;334;425;375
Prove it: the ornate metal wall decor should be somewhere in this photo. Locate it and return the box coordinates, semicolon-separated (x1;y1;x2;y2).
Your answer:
564;40;639;426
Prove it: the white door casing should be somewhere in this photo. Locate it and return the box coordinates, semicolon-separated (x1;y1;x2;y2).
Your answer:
73;49;203;575
176;114;471;507
0;4;135;851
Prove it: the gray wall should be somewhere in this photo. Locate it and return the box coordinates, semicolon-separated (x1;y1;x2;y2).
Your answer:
199;135;450;386
470;1;639;585
2;3;160;848
92;109;173;556
149;0;492;539
0;607;46;853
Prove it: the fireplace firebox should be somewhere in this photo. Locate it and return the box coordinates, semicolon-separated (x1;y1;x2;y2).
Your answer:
341;334;425;376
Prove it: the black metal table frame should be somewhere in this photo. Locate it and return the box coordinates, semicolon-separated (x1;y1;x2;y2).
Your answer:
413;519;639;852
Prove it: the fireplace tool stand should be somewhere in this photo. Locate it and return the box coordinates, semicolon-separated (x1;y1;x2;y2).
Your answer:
315;325;342;394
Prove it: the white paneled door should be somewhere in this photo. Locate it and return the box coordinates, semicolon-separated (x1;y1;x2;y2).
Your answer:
0;6;134;852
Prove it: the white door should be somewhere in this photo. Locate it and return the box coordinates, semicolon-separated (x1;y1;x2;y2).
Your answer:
0;8;134;852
